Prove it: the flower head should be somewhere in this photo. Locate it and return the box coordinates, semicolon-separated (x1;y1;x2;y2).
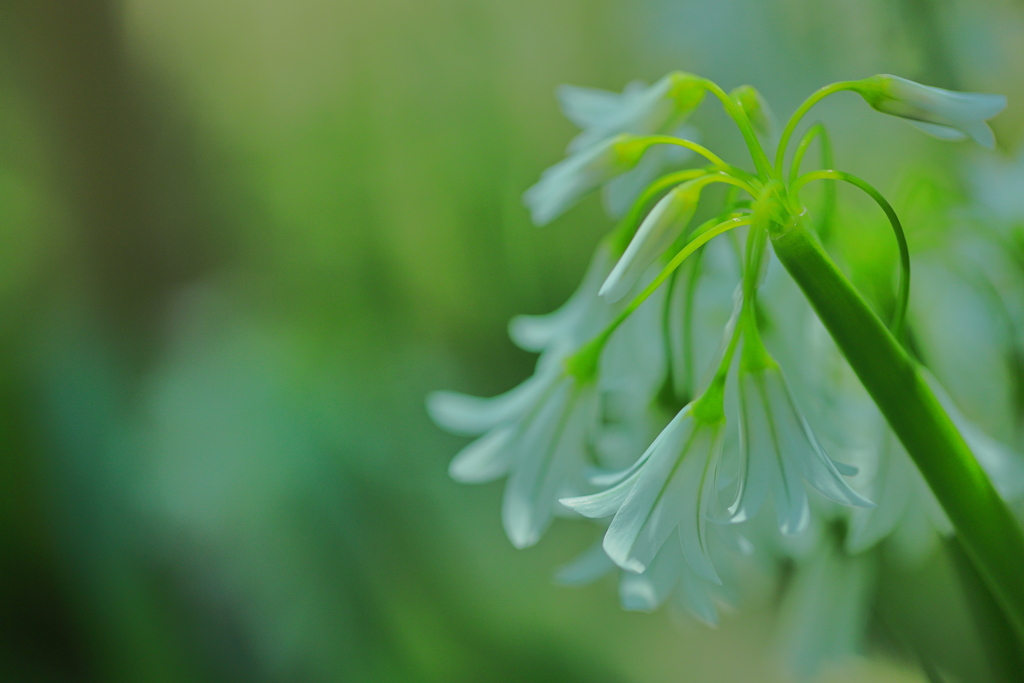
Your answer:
854;74;1006;148
733;358;872;535
561;400;726;583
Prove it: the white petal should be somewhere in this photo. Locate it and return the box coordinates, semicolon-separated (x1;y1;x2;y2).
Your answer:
908;120;968;141
846;429;913;554
675;427;724;583
523;138;629;226
618;538;684;611
675;556;719;626
779;539;876;681
502;381;597;548
560;468;642;518
601;407;697;571
508;247;613;352
426;355;560;436
557;84;629;130
448;426;517;483
604;410;723;583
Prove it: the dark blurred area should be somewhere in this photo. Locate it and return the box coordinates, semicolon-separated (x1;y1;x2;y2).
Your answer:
2;1;1023;681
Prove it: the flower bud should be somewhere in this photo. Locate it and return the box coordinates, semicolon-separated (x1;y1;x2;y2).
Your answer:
853;74;1006;148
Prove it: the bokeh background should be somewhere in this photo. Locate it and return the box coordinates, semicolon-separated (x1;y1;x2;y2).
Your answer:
2;1;1024;681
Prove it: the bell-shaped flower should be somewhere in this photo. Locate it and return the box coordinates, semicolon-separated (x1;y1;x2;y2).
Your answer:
429;242;676;549
523;134;648;226
732;353;872;536
560;399;726;584
558;72;705;154
430;365;600;548
778;533;876;681
599;177;708;303
853;74;1006;148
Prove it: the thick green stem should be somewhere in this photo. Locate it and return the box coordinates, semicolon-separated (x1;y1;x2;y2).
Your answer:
769;217;1024;639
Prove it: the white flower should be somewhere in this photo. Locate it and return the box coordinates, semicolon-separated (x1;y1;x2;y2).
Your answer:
561;402;726;583
732;360;872;535
599;178;704;303
559;72;705;154
523;135;645;226
855;74;1006;148
601;131;696;219
429;245;672;548
844;419;949;562
778;533;876;681
507;247;614;353
524;72;706;226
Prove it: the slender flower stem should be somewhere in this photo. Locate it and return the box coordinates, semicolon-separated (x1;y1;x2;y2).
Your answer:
769;217;1024;640
775;81;857;174
789;122;833;185
635;135;732;171
699;79;774;179
792;170;910;338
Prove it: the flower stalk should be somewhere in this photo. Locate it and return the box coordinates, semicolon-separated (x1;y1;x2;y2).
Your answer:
769;215;1024;638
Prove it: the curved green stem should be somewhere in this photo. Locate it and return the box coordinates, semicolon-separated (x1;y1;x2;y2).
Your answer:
769;217;1024;641
789;122;833;185
635;135;734;173
775;81;857;174
700;79;774;180
793;170;910;339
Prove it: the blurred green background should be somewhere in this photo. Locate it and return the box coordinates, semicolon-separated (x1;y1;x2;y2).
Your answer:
2;1;1023;681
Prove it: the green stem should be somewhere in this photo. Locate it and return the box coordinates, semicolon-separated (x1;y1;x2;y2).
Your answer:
634;135;735;175
769;216;1024;640
700;80;774;179
792;170;910;338
775;81;857;174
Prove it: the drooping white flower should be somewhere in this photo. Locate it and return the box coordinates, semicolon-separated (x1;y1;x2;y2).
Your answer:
429;366;600;548
732;358;872;535
507;247;614;353
499;377;601;547
429;245;673;548
778;533;876;681
854;74;1006;148
561;401;726;583
599;178;705;303
558;72;705;154
523;135;648;226
524;73;706;226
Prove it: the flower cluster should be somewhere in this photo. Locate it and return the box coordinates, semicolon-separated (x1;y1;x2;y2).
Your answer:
430;73;1022;676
